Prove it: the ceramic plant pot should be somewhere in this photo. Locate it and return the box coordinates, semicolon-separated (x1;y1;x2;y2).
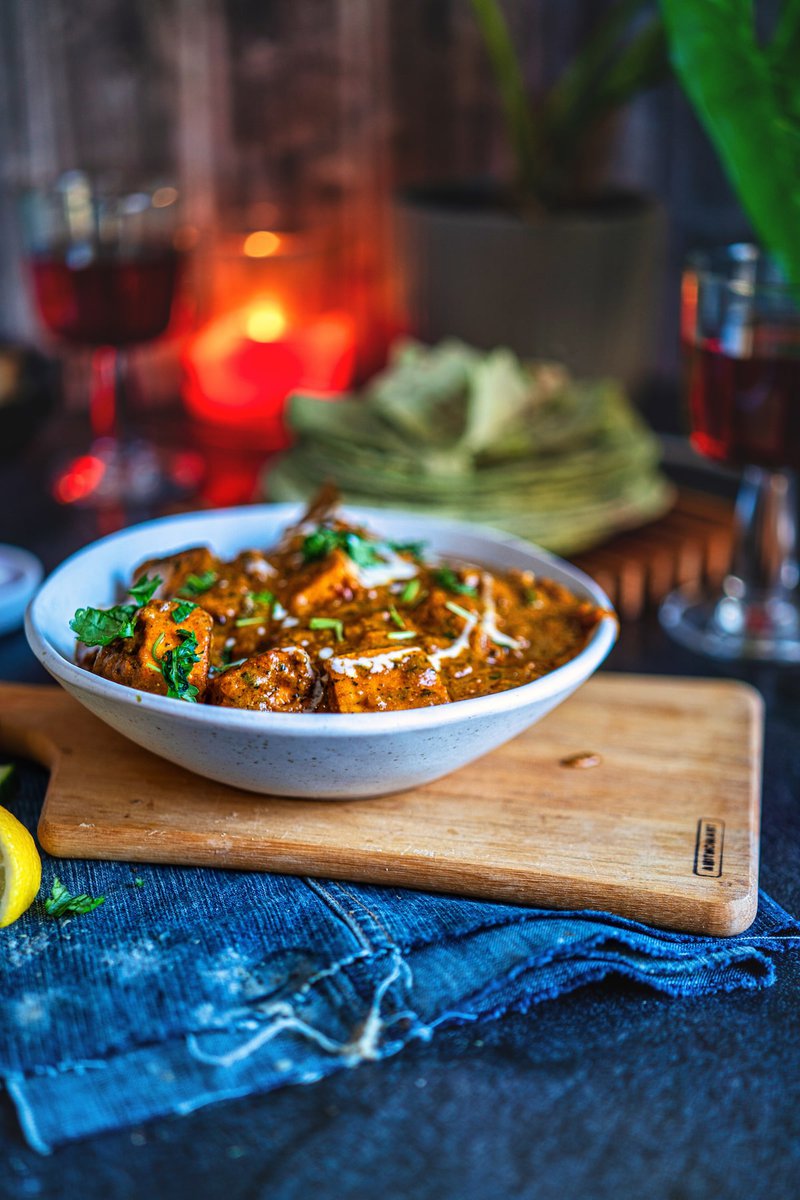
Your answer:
394;186;666;385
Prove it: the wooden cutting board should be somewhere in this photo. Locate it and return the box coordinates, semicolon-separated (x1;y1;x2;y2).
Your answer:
0;677;762;936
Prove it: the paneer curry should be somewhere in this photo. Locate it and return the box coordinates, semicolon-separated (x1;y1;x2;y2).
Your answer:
69;491;608;714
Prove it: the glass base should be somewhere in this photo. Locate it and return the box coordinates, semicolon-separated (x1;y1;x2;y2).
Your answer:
660;586;800;663
53;437;204;509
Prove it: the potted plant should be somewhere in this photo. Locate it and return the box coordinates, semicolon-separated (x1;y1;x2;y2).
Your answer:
394;0;670;383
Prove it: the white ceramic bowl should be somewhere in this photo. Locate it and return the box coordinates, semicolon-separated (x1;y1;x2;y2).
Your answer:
26;505;617;799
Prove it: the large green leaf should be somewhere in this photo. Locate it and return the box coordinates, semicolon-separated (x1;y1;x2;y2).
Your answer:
661;0;800;284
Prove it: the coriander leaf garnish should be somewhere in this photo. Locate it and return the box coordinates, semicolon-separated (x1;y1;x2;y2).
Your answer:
215;657;247;674
71;573;163;648
433;568;478;597
309;616;344;642
128;573;162;606
159;628;201;702
399;579;421;605
172;600;198;623
301;527;384;568
388;604;406;630
70;604;138;647
179;570;217;597
524;588;541;606
248;590;275;607
387;539;427;562
44;877;105;918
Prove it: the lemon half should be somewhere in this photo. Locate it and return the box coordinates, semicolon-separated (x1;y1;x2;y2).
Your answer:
0;779;42;927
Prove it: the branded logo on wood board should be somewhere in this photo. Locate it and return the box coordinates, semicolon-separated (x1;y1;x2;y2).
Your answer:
694;819;725;877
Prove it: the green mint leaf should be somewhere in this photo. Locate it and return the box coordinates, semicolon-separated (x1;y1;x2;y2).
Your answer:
309;616;344;642
179;570;217;597
128;573;162;606
44;876;105;918
172;600;198;623
159;628;201;702
70;604;138;647
433;568;478;597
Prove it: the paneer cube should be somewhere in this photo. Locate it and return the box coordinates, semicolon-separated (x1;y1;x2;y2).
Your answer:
286;549;355;616
92;600;213;700
134;547;219;600
325;646;449;713
208;647;318;712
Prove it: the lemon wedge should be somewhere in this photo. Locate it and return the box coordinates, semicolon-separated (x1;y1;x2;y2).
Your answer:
0;777;42;928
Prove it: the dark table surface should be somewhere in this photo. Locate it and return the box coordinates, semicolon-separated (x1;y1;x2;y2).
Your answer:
1;430;799;1200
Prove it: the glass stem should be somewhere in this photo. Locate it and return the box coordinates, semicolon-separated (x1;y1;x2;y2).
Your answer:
89;346;118;440
726;467;800;602
89;346;130;442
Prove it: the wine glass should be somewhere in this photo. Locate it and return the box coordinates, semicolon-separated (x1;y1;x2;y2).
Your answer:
660;243;800;661
21;171;192;507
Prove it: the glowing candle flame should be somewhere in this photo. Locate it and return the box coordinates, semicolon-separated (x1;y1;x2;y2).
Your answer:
242;230;281;258
245;302;288;343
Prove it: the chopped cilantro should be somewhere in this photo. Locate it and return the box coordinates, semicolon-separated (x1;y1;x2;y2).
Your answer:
128;573;162;606
248;590;275;607
71;573;164;649
44;877;105;918
302;527;383;568
524;588;541;607
302;527;427;570
215;657;247;674
159;628;201;702
172;600;198;623
309;616;344;642
133;877;145;888
179;570;217;597
388;604;406;630
399;579;421;605
433;568;478;597
70;604;138;647
387;539;427;561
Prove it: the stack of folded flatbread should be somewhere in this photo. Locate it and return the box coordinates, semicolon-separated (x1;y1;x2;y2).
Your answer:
266;340;672;555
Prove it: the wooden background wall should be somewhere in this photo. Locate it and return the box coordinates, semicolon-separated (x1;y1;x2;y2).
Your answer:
0;0;748;373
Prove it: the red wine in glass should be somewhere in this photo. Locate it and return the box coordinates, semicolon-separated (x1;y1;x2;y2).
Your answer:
30;247;182;347
685;337;800;471
660;244;800;661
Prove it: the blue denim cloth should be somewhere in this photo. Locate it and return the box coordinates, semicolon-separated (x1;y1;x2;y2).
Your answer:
2;766;799;1154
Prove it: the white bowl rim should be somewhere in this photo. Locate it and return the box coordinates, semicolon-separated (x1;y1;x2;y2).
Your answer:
26;502;618;736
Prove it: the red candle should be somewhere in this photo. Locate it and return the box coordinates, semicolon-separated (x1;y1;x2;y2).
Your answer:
183;301;356;450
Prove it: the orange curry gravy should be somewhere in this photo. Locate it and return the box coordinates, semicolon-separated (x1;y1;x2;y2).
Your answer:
75;494;609;713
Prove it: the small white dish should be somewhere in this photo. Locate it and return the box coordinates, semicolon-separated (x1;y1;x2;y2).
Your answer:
0;545;43;637
25;505;617;798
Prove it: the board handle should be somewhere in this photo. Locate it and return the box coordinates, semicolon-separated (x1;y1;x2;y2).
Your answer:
0;683;73;771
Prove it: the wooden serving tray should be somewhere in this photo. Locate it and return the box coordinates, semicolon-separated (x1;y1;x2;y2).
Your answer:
0;677;762;935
